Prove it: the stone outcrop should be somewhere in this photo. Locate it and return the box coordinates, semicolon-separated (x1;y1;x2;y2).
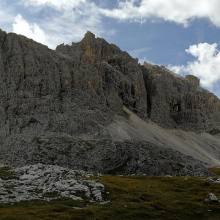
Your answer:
185;75;200;88
0;164;105;203
0;28;219;175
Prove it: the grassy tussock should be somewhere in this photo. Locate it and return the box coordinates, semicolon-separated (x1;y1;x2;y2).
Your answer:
209;167;220;176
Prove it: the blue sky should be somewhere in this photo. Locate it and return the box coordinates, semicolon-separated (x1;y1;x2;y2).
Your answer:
0;0;220;97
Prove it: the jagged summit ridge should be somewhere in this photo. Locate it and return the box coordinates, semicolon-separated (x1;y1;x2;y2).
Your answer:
56;32;220;132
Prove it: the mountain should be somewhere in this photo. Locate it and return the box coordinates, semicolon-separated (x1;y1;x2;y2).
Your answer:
0;29;219;176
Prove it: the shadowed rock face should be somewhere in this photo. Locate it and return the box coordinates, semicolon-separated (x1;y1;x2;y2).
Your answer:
142;63;220;131
0;29;219;175
0;30;119;140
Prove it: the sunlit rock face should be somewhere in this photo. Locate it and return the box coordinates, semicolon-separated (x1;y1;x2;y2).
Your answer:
56;31;148;119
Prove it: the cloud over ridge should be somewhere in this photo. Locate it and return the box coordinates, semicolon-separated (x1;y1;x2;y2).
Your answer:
9;0;105;48
13;14;48;46
2;0;220;49
169;42;220;91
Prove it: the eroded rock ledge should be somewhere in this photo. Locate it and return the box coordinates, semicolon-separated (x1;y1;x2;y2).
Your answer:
0;138;210;176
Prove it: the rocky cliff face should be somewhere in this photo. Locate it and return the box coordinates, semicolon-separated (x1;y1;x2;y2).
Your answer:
142;63;220;131
0;29;219;175
56;31;148;119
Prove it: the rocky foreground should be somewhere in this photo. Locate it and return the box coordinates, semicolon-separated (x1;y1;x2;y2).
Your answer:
1;172;220;220
0;164;105;204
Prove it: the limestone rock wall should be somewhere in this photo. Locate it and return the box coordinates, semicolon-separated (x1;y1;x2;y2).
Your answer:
142;64;220;132
56;31;148;119
0;29;219;173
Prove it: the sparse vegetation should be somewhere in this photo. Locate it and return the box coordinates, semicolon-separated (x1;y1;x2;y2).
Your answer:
0;167;16;180
43;192;60;198
209;167;220;176
0;175;220;220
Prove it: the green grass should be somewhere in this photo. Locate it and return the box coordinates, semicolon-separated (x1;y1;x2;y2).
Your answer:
209;167;220;176
0;176;220;220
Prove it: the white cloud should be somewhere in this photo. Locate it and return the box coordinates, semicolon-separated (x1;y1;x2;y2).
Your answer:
12;14;50;47
3;0;220;51
0;9;13;25
15;0;110;48
169;43;220;89
0;1;16;31
129;47;151;58
38;1;105;48
22;0;87;10
101;0;220;27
